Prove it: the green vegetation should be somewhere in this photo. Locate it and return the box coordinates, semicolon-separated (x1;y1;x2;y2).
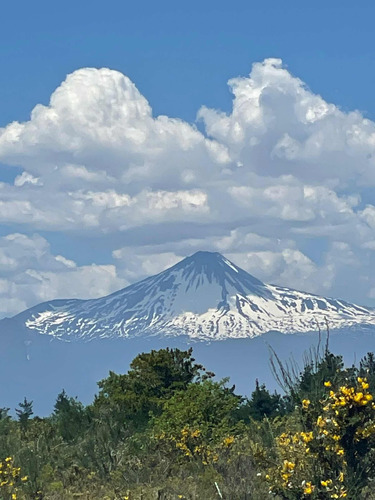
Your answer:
3;344;375;499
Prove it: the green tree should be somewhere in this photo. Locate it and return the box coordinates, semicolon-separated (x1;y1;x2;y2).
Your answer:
53;390;88;442
94;347;214;428
238;380;285;421
152;379;241;464
15;397;33;433
273;349;350;407
0;407;10;421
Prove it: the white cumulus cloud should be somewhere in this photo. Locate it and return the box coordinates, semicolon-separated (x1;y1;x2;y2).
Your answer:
0;234;126;317
0;59;375;313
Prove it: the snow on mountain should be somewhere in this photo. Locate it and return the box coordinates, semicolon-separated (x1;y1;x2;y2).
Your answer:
8;251;375;341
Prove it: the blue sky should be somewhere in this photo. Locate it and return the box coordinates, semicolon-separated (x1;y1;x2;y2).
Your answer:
1;1;375;316
2;0;375;126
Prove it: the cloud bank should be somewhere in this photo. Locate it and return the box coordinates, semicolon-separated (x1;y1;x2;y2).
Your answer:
1;58;375;314
0;233;126;317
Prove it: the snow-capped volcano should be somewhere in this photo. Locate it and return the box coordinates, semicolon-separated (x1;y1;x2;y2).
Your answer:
8;251;375;341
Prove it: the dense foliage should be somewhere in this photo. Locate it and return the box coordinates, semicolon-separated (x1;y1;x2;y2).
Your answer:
3;345;375;499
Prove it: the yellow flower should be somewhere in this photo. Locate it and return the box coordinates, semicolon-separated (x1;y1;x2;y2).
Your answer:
354;392;364;403
317;415;326;427
223;436;235;447
338;471;344;482
324;381;332;387
337;448;344;456
12;494;16;500
21;475;28;482
302;399;311;409
278;432;290;444
300;431;313;443
282;460;295;472
303;482;314;495
321;479;332;487
332;434;340;441
362;382;369;390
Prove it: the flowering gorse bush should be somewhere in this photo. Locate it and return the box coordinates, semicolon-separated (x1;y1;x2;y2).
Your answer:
265;376;375;499
156;425;238;466
0;457;27;500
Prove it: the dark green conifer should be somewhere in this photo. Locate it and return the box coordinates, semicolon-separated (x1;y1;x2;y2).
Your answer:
15;397;33;433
